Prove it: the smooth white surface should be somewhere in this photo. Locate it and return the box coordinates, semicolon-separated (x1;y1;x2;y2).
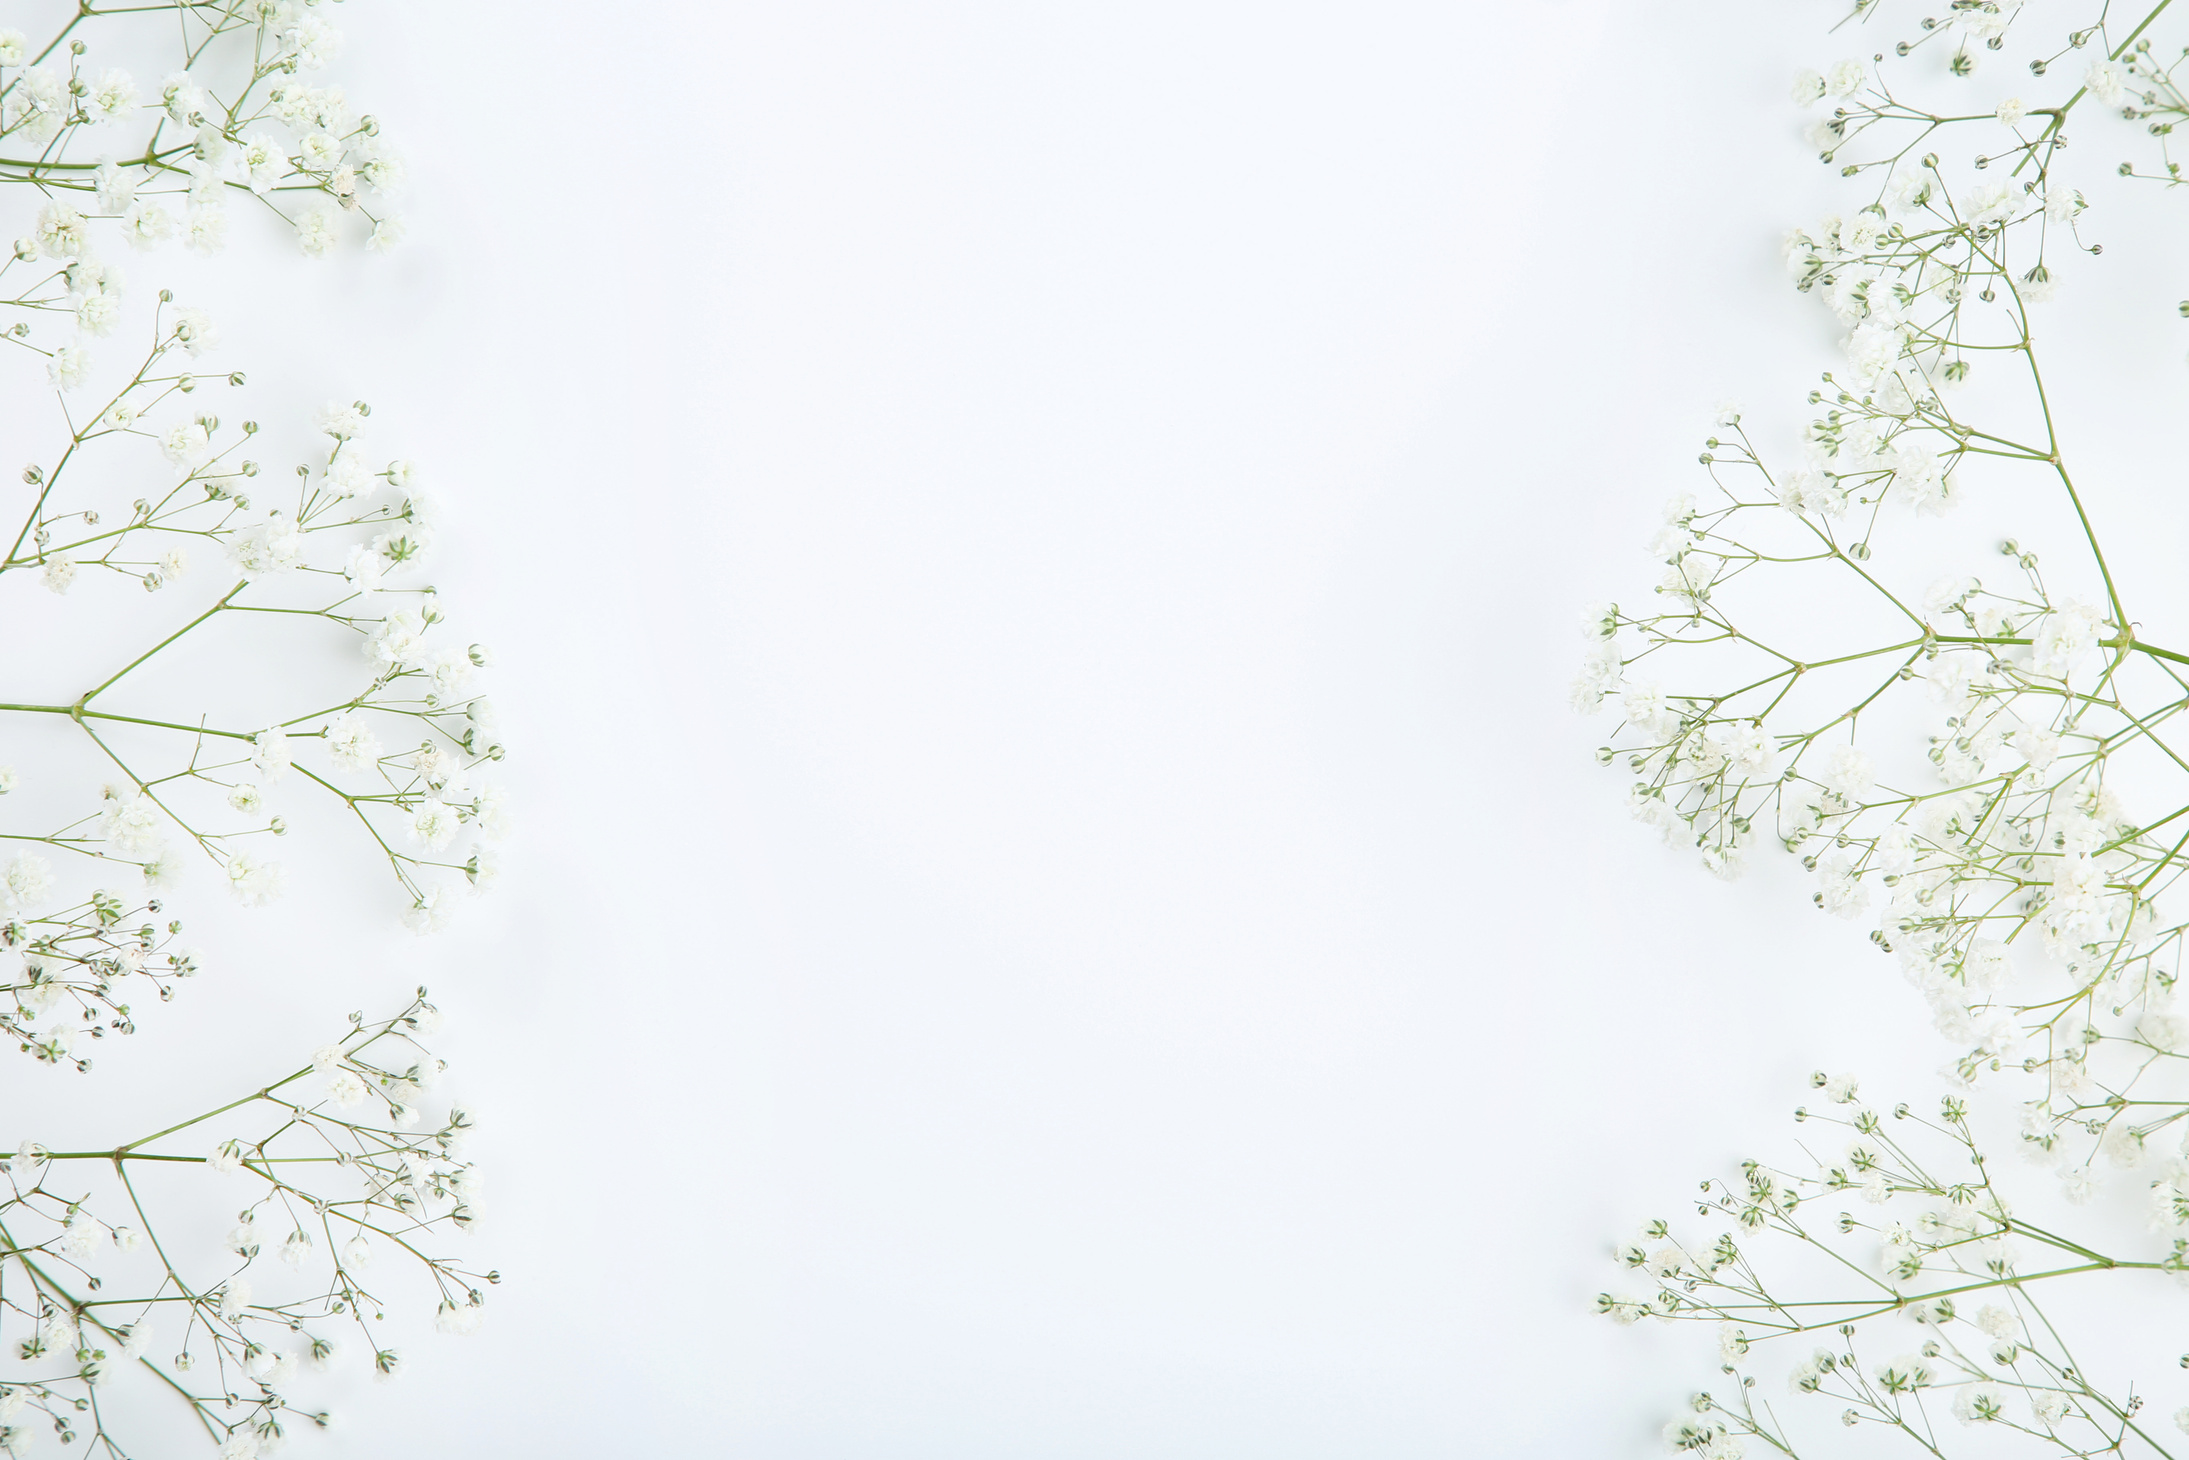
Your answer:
23;1;2188;1454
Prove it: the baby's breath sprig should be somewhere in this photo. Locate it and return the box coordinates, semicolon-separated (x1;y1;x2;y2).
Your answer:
1605;1078;2181;1458
0;5;500;1453
0;992;487;1459
1590;4;2189;1455
1584;0;2189;1160
4;892;194;1072
0;300;509;930
0;1;403;269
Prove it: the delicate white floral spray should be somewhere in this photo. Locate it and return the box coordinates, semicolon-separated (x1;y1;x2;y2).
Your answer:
0;5;496;1455
1585;2;2189;1454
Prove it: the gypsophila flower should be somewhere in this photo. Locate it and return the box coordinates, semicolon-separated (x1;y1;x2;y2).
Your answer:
1584;9;2189;1456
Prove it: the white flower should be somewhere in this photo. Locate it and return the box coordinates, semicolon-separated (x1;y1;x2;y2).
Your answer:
40;557;76;594
95;162;136;213
1885;168;1934;214
2044;852;2116;946
317;400;368;439
473;784;513;840
230;516;305;578
1773;462;1846;518
406;799;461;851
344;540;389;593
85;67;136;122
47;343;91;392
1817;851;1870;918
75;292;120;338
1887;439;1955;514
2086;59;2127;106
1824;59;1865;97
297;203;341;257
159;420;213;472
237;132;288;193
8;65;67;144
403;883;455;934
1819;744;1875;799
298;130;344;171
359;143;407;195
1996;96;2027;128
1953;1381;2008;1424
58;1212;105;1259
1875;1353;1935;1390
368;608;431;669
324;713;383;771
467;845;503;891
326;1069;367;1108
40;1309;78;1354
101;794;164;853
434;1300;484;1336
1843;322;1906;385
1707;722;1775;779
252;727;292;781
1791;69;1826;105
1961;181;2018;228
327;440;375;498
0;854;55;915
2011;726;2058;770
1923;575;1977;614
1717;1322;1749;1364
2101;1123;2144;1168
1620;681;1679;739
224;851;286;906
286;11;343;69
34;202;86;259
119;198;174;249
173;306;217;356
185;204;228;255
425;644;475;697
162;73;205;123
1571;640;1621;711
141;846;186;888
2030;600;2106;678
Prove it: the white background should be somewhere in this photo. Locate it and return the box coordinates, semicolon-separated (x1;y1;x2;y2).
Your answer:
14;0;2189;1455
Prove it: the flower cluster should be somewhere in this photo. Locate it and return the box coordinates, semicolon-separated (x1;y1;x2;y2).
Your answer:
3;309;509;934
0;1;405;414
0;1;402;257
1585;3;2189;1454
1602;1084;2178;1458
0;5;493;1454
0;995;489;1459
5;890;195;1072
1584;1;2189;1169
